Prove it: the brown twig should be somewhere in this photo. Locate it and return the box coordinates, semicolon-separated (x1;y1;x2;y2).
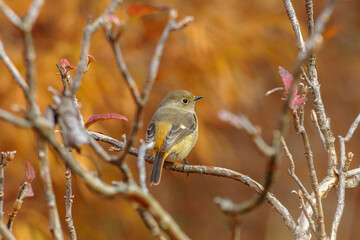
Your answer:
0;222;16;240
65;167;77;240
298;191;317;236
116;9;194;163
37;138;64;240
70;0;122;99
0;109;31;128
330;137;346;240
298;116;326;239
218;110;275;157
137;208;167;240
229;216;241;240
282;0;305;52
7;182;31;231
0;151;16;223
280;137;318;219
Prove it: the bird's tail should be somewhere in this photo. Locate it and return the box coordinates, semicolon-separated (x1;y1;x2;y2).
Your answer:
150;152;165;185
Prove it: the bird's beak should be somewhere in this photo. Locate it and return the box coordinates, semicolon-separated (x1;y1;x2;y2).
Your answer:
194;96;203;101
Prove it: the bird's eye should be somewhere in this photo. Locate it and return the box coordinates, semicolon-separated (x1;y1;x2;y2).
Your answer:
182;98;189;104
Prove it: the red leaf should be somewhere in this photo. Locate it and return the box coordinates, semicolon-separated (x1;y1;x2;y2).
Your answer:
278;66;295;97
127;4;169;19
60;58;77;71
24;183;34;198
290;96;307;110
85;113;128;128
25;161;36;182
60;59;70;68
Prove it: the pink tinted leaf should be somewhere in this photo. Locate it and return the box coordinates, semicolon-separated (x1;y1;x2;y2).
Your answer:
278;66;295;96
25;161;36;182
24;183;34;198
290;96;307;110
60;59;70;68
85;113;128;128
60;59;77;72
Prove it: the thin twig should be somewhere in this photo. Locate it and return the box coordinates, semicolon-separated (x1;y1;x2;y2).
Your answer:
0;151;16;223
0;222;16;240
344;113;360;142
298;192;317;237
230;217;241;240
117;9;194;162
0;1;22;29
0;109;31;128
138;140;154;193
111;44;142;105
37;138;64;240
310;110;326;150
299;120;326;239
70;0;122;99
281;137;318;219
282;0;306;52
65;166;77;240
7;182;31;231
0;41;30;100
218;110;275;157
137;208;167;240
330;137;346;240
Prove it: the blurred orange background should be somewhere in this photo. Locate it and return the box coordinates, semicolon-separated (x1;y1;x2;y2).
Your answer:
1;0;360;239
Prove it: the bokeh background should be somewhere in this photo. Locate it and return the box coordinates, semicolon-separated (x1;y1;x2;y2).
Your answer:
1;0;360;239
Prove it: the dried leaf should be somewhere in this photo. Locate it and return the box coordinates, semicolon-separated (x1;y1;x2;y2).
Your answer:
85;113;128;128
127;4;169;19
25;161;36;182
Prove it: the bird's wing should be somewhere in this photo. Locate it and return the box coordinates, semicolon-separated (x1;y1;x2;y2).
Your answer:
146;122;156;144
161;114;197;152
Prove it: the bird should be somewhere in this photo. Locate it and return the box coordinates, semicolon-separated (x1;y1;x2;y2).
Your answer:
146;90;202;185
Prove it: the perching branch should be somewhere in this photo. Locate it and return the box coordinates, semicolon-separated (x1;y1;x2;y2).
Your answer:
88;131;297;234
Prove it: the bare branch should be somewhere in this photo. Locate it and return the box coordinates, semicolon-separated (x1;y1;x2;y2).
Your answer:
0;222;16;240
282;0;306;51
344;113;360;142
111;44;142;104
32;122;190;239
0;1;22;28
37;138;64;240
65;167;77;240
298;192;317;237
330;137;346;240
298;118;326;239
137;208;167;240
88;131;297;233
138;140;154;193
281;137;318;219
70;0;122;99
0;41;29;96
218;110;275;157
0;151;16;223
0;109;31;128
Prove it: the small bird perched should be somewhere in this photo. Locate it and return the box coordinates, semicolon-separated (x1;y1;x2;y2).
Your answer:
146;90;203;185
